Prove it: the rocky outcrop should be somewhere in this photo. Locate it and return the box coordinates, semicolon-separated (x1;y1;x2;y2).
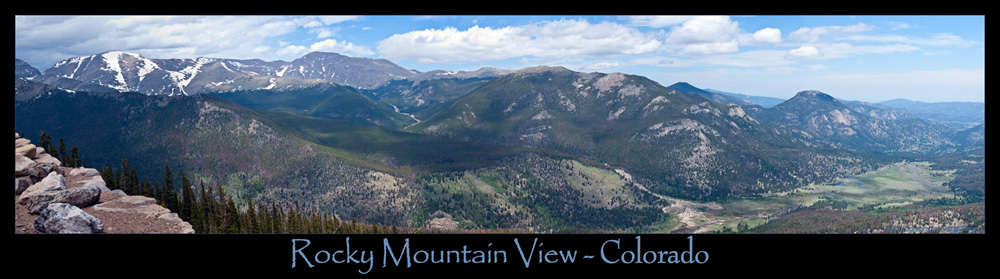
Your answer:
14;133;194;234
34;203;105;233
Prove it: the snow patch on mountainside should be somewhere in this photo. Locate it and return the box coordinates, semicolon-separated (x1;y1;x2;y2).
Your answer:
100;52;129;91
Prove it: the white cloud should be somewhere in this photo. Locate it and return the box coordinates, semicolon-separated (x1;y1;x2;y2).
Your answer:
309;28;336;39
377;19;661;64
303;20;323;28
751;27;782;46
785;46;823;60
666;16;740;44
309;39;374;56
276;45;308;56
665;16;742;56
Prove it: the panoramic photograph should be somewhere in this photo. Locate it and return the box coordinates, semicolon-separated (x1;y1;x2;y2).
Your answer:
14;14;984;274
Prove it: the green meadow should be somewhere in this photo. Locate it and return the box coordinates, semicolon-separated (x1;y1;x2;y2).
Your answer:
663;161;959;233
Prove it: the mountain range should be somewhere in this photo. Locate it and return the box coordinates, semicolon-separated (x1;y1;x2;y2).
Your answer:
13;51;985;231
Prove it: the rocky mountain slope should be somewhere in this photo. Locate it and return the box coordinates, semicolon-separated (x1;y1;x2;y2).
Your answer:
756;90;957;153
406;67;887;200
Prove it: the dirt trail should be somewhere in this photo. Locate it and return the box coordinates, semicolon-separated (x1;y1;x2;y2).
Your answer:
614;169;725;233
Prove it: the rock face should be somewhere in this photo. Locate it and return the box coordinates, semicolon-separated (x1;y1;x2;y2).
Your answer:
34;203;105;233
14;133;194;234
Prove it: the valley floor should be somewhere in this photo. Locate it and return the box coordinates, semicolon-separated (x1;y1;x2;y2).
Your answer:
629;161;976;234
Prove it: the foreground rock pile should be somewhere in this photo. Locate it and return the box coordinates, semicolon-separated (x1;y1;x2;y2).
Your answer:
15;133;194;233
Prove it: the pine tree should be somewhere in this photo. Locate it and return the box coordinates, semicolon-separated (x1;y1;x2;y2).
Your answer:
273;202;285;233
310;208;321;234
38;131;52;154
180;171;194;222
287;201;301;234
58;138;67;165
200;182;215;233
141;180;153;197
245;198;258;234
127;168;139;194
164;166;174;193
267;201;278;233
101;166;118;190
189;180;204;233
120;157;132;193
69;146;81;168
163;182;179;213
218;185;241;233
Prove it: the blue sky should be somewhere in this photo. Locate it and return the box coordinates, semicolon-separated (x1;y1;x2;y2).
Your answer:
14;15;985;102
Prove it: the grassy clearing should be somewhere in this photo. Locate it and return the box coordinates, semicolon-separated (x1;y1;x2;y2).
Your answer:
688;161;961;233
766;161;956;210
561;159;634;208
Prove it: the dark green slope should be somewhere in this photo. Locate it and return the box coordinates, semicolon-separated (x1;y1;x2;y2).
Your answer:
363;77;493;120
213;83;417;130
257;110;566;173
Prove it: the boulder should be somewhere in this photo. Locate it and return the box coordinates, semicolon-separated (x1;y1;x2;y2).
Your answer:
16;144;38;158
34;203;105;233
15;154;36;177
15;177;32;195
82;180;112;193
20;174;103;214
32;153;62;175
24;192;62;214
18;172;65;205
69;168;101;178
56;184;103;208
14;138;30;148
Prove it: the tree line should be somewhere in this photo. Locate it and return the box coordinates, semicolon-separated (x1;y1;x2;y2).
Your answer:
36;131;85;168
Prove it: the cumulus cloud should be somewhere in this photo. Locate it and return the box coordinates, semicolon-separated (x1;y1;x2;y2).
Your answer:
751;28;782;46
664;16;742;55
785;46;823;60
377;19;662;64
